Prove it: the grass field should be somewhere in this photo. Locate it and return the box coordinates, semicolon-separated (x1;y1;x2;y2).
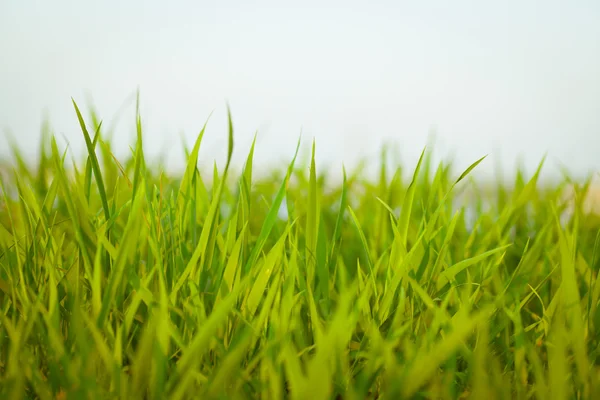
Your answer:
1;100;599;399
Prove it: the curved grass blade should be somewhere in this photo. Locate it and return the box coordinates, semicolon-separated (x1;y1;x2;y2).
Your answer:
72;99;110;223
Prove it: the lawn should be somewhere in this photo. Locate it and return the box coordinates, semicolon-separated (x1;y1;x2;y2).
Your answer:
0;100;599;399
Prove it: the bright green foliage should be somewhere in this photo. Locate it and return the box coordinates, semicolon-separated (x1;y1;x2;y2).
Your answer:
0;102;599;400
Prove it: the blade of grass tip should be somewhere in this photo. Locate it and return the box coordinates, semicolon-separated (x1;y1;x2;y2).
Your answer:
398;147;426;249
226;103;234;166
72;99;110;223
177;116;210;214
6;134;34;183
35;117;50;196
135;85;141;119
328;166;348;271
375;196;398;225
238;132;257;225
243;136;301;275
236;133;257;273
506;156;546;218
171;106;235;296
83;121;103;202
131;99;145;200
455;155;487;185
437;244;511;291
306;139;319;287
423;155;486;239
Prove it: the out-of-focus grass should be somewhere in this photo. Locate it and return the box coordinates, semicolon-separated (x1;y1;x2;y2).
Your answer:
0;99;599;399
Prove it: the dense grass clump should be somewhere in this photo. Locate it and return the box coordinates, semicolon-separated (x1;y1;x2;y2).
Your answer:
1;101;599;399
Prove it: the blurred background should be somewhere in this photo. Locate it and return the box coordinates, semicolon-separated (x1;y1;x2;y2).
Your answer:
0;0;599;182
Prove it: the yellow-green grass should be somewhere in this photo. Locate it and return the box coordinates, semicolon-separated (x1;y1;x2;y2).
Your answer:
0;100;599;399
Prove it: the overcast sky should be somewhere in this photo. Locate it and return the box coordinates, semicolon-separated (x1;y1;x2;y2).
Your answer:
1;1;599;181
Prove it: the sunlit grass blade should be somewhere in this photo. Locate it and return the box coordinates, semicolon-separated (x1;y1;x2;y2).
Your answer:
1;102;598;399
397;147;425;248
72;99;111;223
437;244;511;290
243;136;301;275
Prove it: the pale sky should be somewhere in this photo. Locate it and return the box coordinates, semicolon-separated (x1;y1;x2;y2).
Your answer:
1;1;599;181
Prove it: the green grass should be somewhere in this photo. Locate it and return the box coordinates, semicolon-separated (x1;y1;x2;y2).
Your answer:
1;99;600;399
